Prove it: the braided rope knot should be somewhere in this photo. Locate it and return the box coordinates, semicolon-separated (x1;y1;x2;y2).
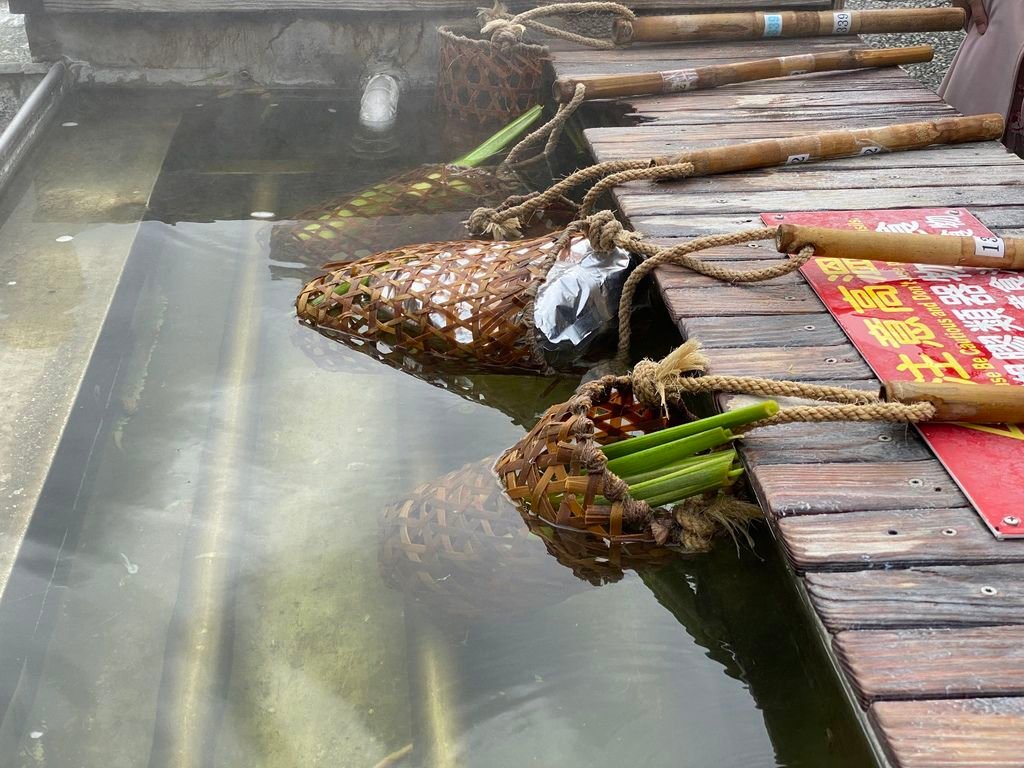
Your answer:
585;210;637;252
481;18;527;49
631;341;709;413
465;206;522;240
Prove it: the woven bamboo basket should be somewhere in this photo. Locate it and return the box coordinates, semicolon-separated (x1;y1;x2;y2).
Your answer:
379;458;673;619
437;20;548;128
495;374;760;549
296;231;567;372
270;165;520;267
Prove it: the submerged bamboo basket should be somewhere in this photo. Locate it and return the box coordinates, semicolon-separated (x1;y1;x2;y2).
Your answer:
437;20;548;128
379;458;673;619
495;374;760;549
270;165;520;267
296;231;567;372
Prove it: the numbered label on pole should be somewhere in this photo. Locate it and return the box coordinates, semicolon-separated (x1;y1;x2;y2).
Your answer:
662;69;698;93
832;12;853;34
786;153;810;165
974;236;1006;258
859;145;885;156
762;14;784;37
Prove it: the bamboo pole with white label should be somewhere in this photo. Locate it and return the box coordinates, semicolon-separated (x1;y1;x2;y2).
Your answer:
553;45;933;103
775;225;1024;270
613;7;965;45
653;114;1004;176
883;381;1024;424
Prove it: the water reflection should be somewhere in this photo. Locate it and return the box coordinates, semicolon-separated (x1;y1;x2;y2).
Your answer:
380;458;675;621
0;90;876;768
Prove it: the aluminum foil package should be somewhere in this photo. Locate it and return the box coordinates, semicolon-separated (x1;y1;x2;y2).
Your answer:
532;237;636;369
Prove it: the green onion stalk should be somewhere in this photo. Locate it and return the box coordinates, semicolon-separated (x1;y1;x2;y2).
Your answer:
599;401;778;509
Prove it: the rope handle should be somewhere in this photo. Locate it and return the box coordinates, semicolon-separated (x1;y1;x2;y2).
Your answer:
628;343;938;429
468;153;697;239
499;83;588;174
480;2;635;51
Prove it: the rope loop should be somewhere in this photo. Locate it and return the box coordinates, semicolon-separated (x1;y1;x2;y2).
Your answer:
499;82;588;176
611;226;818;365
479;2;636;51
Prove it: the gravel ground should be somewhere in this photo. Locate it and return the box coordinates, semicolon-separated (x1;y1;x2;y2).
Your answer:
844;0;965;90
0;7;30;66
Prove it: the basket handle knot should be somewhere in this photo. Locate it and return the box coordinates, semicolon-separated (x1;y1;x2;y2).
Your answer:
630;340;709;413
478;2;637;51
466;205;522;240
557;209;642;254
481;17;528;50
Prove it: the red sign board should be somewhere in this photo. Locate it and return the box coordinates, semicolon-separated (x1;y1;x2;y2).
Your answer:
761;208;1024;540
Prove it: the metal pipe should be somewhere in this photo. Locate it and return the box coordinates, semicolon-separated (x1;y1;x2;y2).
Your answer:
0;61;70;192
358;72;401;134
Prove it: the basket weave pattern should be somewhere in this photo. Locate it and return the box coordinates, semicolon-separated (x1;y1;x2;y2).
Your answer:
437;24;548;128
296;232;563;372
270;165;519;266
379;458;673;618
495;376;720;549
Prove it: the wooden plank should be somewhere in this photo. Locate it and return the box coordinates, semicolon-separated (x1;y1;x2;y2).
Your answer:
612;164;1024;195
871;698;1024;768
806;565;1024;631
700;343;873;379
663;283;825;316
651;242;787;262
753;461;968;516
973;207;1024;230
741;420;932;467
618;185;1023;216
659;261;804;288
778;508;1024;571
635;214;795;237
835;626;1024;704
680;313;843;346
715;387;932;465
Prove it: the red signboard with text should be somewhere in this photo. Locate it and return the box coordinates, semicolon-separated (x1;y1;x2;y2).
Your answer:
761;208;1024;539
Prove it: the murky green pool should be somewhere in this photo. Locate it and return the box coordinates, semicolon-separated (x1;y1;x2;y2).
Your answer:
0;89;875;767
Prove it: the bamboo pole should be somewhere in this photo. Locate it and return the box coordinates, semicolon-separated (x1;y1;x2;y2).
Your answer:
554;45;933;102
613;7;965;45
776;225;1024;270
883;381;1024;424
654;114;1003;176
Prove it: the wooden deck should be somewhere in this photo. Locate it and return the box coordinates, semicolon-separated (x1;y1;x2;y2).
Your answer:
550;35;1024;768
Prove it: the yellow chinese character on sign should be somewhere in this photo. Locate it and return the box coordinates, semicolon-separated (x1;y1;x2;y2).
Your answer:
863;316;941;349
895;352;975;384
838;285;911;314
817;258;882;283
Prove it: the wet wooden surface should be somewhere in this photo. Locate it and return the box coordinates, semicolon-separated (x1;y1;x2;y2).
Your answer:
872;698;1024;768
550;31;1024;768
